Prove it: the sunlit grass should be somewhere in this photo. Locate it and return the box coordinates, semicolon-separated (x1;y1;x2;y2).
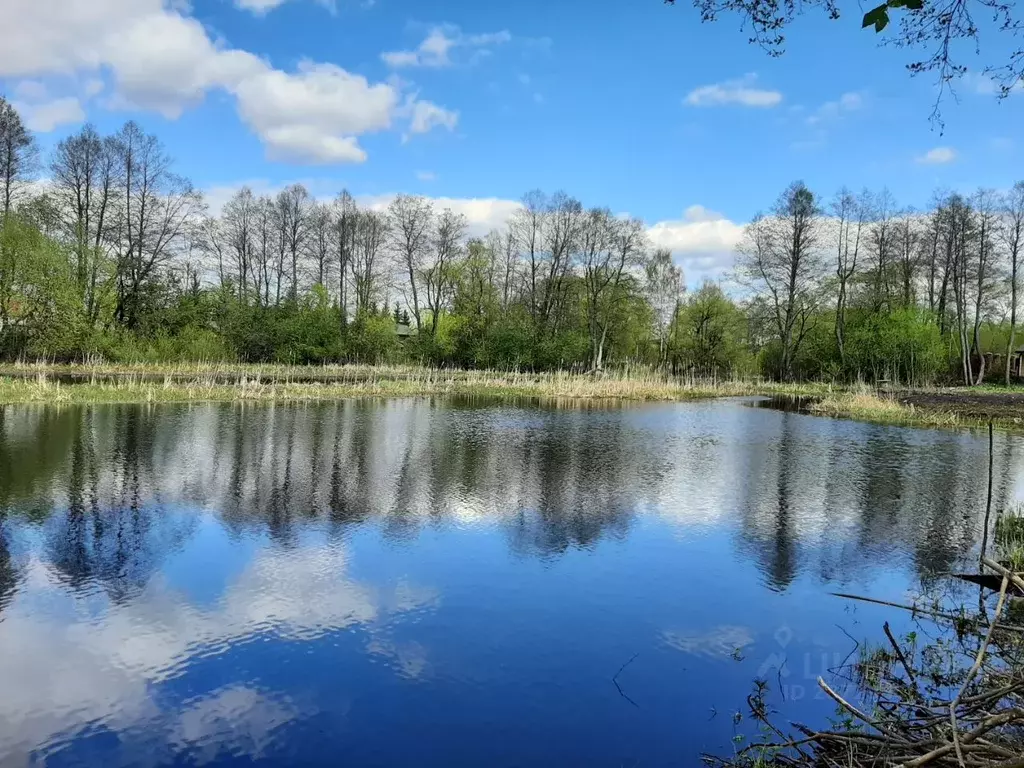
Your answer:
808;389;963;428
0;363;831;405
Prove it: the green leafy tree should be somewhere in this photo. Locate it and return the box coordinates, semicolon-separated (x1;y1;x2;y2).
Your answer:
672;282;750;378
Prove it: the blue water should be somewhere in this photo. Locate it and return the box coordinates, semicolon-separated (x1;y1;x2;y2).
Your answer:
0;397;1017;766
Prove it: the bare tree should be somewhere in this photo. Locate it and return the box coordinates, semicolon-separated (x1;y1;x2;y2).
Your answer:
864;188;897;311
307;201;336;289
581;211;646;370
944;193;977;384
893;208;920;307
737;181;825;381
1004;182;1024;385
276;184;312;302
488;227;519;308
540;191;583;333
109;121;203;329
221;187;258;301
50;124;120;322
511;190;546;321
253;195;275;306
387;194;433;330
829;187;865;366
351;209;389;317
645;248;684;366
423;207;467;337
0;98;38;220
971;188;1001;384
334;190;357;327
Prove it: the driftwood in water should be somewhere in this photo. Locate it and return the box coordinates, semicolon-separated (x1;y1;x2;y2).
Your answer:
706;557;1024;768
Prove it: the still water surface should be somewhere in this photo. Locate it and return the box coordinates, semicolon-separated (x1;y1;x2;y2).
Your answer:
0;397;1019;766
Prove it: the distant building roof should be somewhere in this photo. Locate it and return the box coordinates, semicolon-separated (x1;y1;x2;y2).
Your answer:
395;323;412;337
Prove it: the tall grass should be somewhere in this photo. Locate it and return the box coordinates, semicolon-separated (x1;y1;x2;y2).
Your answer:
808;388;963;428
0;362;829;405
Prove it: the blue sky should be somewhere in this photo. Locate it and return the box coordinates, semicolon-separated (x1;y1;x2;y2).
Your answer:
1;0;1021;282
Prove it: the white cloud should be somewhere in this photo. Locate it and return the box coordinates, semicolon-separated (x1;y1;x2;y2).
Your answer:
0;0;456;164
684;73;782;108
14;96;86;132
917;146;957;165
359;194;523;238
404;99;459;136
382;25;511;68
647;204;744;284
235;0;291;12
11;81;86;132
233;61;397;164
807;91;863;125
416;170;436;181
234;0;337;14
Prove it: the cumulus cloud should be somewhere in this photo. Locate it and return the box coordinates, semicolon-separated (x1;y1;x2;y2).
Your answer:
917;146;957;165
13;96;86;132
233;61;397;163
0;0;456;163
11;81;86;131
647;205;744;284
684;73;782;108
382;25;511;68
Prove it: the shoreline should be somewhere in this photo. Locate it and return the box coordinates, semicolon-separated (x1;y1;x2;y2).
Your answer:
1;363;1024;430
0;363;824;406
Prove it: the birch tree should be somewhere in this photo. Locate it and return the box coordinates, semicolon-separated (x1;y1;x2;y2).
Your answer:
645;248;684;365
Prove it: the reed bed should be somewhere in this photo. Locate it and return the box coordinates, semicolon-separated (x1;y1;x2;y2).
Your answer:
0;363;826;405
809;390;965;428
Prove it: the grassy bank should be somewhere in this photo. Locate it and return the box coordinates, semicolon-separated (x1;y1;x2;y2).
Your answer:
808;390;967;428
0;362;827;405
809;388;1024;430
5;364;1024;432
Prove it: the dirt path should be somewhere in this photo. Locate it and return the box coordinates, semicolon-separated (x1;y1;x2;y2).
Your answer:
897;390;1024;421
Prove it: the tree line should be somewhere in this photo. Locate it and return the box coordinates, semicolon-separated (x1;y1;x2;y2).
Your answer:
739;180;1024;384
1;96;1023;384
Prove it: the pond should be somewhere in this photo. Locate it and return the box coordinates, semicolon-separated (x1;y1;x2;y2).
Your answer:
0;397;1019;767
